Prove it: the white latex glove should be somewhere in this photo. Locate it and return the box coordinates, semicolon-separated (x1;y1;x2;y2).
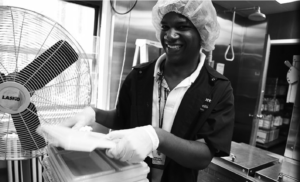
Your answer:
60;106;96;130
106;125;159;163
36;125;115;151
287;66;299;84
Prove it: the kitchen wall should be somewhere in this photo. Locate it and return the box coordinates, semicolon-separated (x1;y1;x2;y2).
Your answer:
108;0;160;108
267;10;300;39
213;4;268;144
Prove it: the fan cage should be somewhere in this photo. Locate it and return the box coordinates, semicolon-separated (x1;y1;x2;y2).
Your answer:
0;6;92;160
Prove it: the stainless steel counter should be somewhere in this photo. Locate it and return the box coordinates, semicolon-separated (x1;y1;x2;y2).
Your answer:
198;142;284;182
220;142;279;176
255;158;300;182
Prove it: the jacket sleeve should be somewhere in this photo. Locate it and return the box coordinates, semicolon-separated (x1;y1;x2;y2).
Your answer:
93;70;135;129
112;69;137;129
197;81;235;157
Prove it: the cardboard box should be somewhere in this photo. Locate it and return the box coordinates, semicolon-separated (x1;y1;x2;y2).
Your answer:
256;129;279;144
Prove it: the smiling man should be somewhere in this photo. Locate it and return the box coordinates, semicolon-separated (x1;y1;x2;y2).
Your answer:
159;12;202;90
39;0;235;182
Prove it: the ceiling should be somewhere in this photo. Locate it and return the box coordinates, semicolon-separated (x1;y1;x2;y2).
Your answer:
213;0;300;17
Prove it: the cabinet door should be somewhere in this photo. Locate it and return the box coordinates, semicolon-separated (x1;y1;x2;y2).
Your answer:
230;28;269;144
212;17;268;144
285;74;300;160
248;34;271;145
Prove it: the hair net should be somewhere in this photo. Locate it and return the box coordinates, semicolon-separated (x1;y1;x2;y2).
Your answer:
152;0;220;52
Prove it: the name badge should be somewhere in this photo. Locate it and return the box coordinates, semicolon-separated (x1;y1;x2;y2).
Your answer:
152;150;166;165
200;97;212;112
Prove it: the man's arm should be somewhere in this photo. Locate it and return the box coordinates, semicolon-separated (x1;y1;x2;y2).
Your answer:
92;108;124;130
155;128;213;170
106;80;234;167
155;82;234;170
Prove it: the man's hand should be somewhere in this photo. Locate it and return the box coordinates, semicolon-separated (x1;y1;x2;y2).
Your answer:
106;125;159;163
60;106;96;130
36;125;115;151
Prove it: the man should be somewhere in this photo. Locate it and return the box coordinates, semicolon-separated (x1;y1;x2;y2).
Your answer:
39;0;234;181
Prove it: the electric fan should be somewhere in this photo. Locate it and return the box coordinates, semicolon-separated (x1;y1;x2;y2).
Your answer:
0;6;92;160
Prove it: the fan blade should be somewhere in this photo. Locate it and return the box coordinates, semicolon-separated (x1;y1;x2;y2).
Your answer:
11;102;46;151
17;40;79;92
0;73;6;84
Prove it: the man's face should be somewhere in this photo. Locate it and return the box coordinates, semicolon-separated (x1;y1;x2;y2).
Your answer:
160;12;201;63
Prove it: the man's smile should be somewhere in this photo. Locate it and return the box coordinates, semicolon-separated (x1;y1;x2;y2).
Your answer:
165;43;184;52
166;44;182;50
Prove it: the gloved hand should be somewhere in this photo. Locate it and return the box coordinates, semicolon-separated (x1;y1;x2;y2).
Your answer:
287;66;299;84
36;125;115;151
106;125;159;163
60;106;96;130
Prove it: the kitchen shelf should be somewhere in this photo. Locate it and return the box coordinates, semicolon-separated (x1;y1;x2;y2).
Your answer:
256;136;287;149
263;94;286;98
258;125;284;131
261;110;283;115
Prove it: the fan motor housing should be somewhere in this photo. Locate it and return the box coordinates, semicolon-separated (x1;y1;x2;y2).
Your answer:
0;82;30;114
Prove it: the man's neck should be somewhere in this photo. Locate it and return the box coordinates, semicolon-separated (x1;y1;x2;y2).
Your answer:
163;54;201;90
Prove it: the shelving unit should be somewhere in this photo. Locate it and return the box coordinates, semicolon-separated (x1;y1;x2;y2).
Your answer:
255;44;300;156
256;136;287;149
256;77;292;149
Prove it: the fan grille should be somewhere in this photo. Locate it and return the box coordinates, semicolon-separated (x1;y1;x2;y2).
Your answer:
0;6;92;160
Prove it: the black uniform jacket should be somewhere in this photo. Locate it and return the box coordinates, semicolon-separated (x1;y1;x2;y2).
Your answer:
113;58;235;182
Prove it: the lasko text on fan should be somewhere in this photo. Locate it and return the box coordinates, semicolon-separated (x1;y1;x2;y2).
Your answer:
0;87;22;111
2;95;20;101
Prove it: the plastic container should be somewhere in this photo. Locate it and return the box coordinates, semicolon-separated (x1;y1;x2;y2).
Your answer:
273;116;283;126
256;129;279;143
43;146;149;182
262;115;274;129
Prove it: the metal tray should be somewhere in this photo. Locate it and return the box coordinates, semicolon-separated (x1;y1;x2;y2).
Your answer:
45;146;149;182
198;142;281;182
255;158;300;182
218;142;279;177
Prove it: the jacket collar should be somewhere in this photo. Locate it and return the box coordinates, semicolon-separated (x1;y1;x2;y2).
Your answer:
133;57;228;130
134;58;229;82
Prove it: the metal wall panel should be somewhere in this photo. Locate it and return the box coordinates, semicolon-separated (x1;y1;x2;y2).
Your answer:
267;11;300;40
214;4;268;144
285;81;300;160
108;1;160;108
235;22;268;145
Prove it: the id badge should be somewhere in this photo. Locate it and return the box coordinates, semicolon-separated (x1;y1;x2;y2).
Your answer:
152;150;166;165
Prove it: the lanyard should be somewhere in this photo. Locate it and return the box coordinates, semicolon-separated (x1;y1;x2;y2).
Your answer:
157;72;169;128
